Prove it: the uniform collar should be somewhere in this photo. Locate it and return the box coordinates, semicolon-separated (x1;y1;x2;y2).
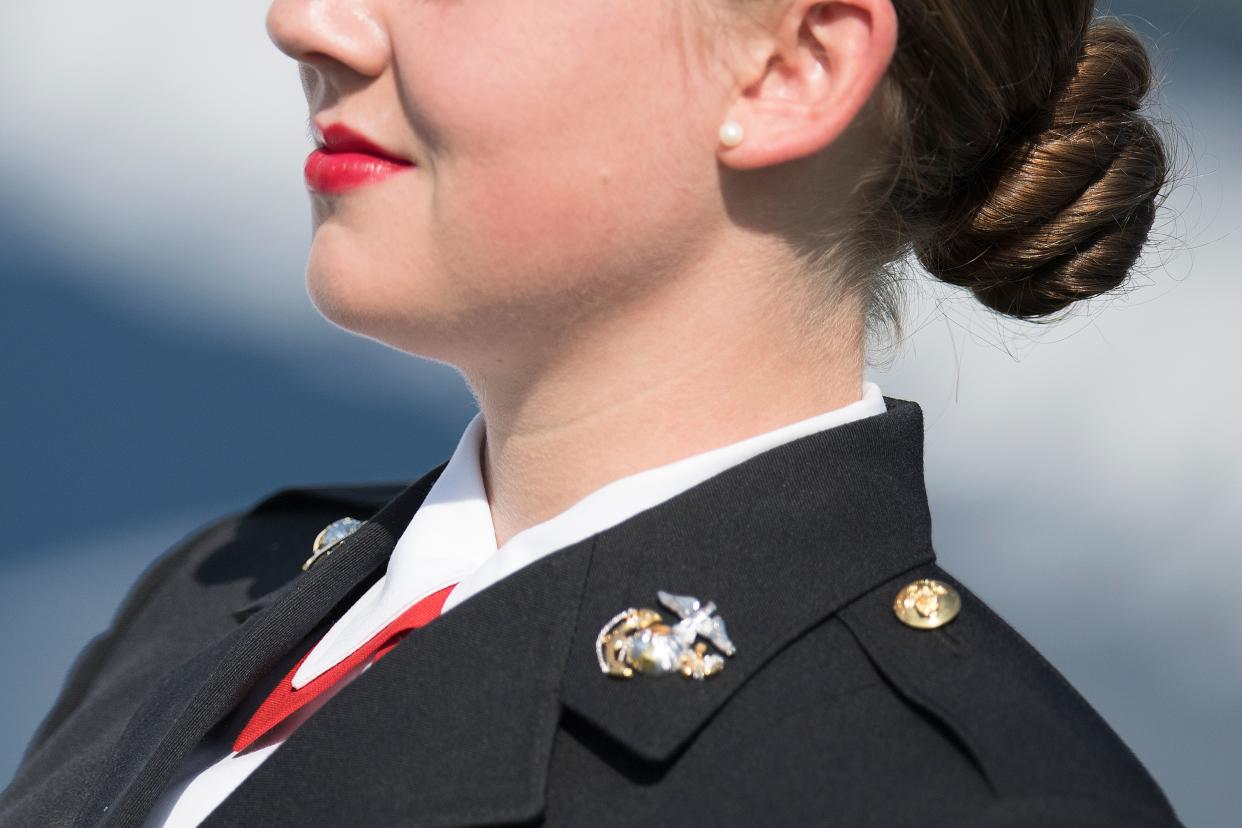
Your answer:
558;392;933;760
199;394;935;827
292;381;888;688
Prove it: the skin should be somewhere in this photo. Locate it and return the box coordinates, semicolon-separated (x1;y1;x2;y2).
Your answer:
265;0;898;548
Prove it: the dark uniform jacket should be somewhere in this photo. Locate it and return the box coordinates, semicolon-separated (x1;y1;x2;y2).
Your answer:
0;397;1182;827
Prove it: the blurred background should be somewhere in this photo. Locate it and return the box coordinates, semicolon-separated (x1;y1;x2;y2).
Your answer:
1;1;1237;823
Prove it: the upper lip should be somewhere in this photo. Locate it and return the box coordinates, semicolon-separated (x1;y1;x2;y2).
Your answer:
312;121;414;164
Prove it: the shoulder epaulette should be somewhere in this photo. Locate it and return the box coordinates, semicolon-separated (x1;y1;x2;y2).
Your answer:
837;561;1177;823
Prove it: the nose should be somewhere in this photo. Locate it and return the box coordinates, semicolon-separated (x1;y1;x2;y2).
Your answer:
266;0;389;78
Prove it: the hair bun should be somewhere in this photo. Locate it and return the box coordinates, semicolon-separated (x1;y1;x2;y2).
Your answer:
914;20;1168;319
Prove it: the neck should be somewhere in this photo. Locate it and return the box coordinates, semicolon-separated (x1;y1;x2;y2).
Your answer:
460;248;866;550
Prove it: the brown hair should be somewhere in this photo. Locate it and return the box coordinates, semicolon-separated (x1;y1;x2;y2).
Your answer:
874;2;1169;321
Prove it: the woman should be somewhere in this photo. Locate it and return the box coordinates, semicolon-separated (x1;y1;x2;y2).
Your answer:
1;0;1180;825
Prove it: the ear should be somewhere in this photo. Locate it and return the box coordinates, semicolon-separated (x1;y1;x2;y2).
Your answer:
717;0;897;170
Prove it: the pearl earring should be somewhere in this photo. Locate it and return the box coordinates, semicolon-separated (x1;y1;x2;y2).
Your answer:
718;120;744;148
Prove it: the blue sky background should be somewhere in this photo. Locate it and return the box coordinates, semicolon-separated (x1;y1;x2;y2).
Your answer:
2;1;1239;824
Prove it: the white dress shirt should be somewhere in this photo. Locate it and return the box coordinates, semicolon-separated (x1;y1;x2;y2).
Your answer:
145;381;888;827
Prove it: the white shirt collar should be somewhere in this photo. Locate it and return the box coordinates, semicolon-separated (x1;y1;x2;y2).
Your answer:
293;381;887;688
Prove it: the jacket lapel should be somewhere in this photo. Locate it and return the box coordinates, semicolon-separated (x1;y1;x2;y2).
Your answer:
205;531;595;827
78;464;449;828
200;397;936;827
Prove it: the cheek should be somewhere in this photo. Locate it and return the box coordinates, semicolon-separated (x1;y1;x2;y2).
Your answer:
308;0;723;355
425;138;716;323
411;40;714;310
431;156;634;298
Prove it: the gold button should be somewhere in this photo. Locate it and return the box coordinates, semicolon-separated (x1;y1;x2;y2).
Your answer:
302;516;363;571
892;578;961;629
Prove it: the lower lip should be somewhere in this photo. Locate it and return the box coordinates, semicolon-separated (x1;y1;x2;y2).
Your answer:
304;149;415;194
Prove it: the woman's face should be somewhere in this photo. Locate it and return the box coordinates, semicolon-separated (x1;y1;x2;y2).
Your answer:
266;0;733;366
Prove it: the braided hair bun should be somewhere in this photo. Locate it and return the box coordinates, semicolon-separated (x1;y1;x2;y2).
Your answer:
913;22;1167;318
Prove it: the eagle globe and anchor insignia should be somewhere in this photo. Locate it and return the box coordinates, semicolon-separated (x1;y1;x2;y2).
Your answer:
302;517;364;572
596;591;737;680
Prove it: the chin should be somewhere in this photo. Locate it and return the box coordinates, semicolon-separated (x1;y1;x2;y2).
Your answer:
303;237;395;336
303;249;463;363
306;238;370;323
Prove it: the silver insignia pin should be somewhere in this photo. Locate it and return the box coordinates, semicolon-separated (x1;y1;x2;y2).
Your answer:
302;517;363;572
596;591;736;680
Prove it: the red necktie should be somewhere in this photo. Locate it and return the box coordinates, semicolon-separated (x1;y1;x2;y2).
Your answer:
233;583;457;753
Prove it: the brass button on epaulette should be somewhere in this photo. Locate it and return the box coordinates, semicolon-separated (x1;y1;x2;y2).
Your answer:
302;517;363;571
892;578;961;629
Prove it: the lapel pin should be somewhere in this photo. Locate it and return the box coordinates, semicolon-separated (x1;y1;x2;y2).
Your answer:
596;590;736;680
302;517;363;572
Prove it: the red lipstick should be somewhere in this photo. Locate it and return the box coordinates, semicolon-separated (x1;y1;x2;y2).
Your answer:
305;123;415;195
